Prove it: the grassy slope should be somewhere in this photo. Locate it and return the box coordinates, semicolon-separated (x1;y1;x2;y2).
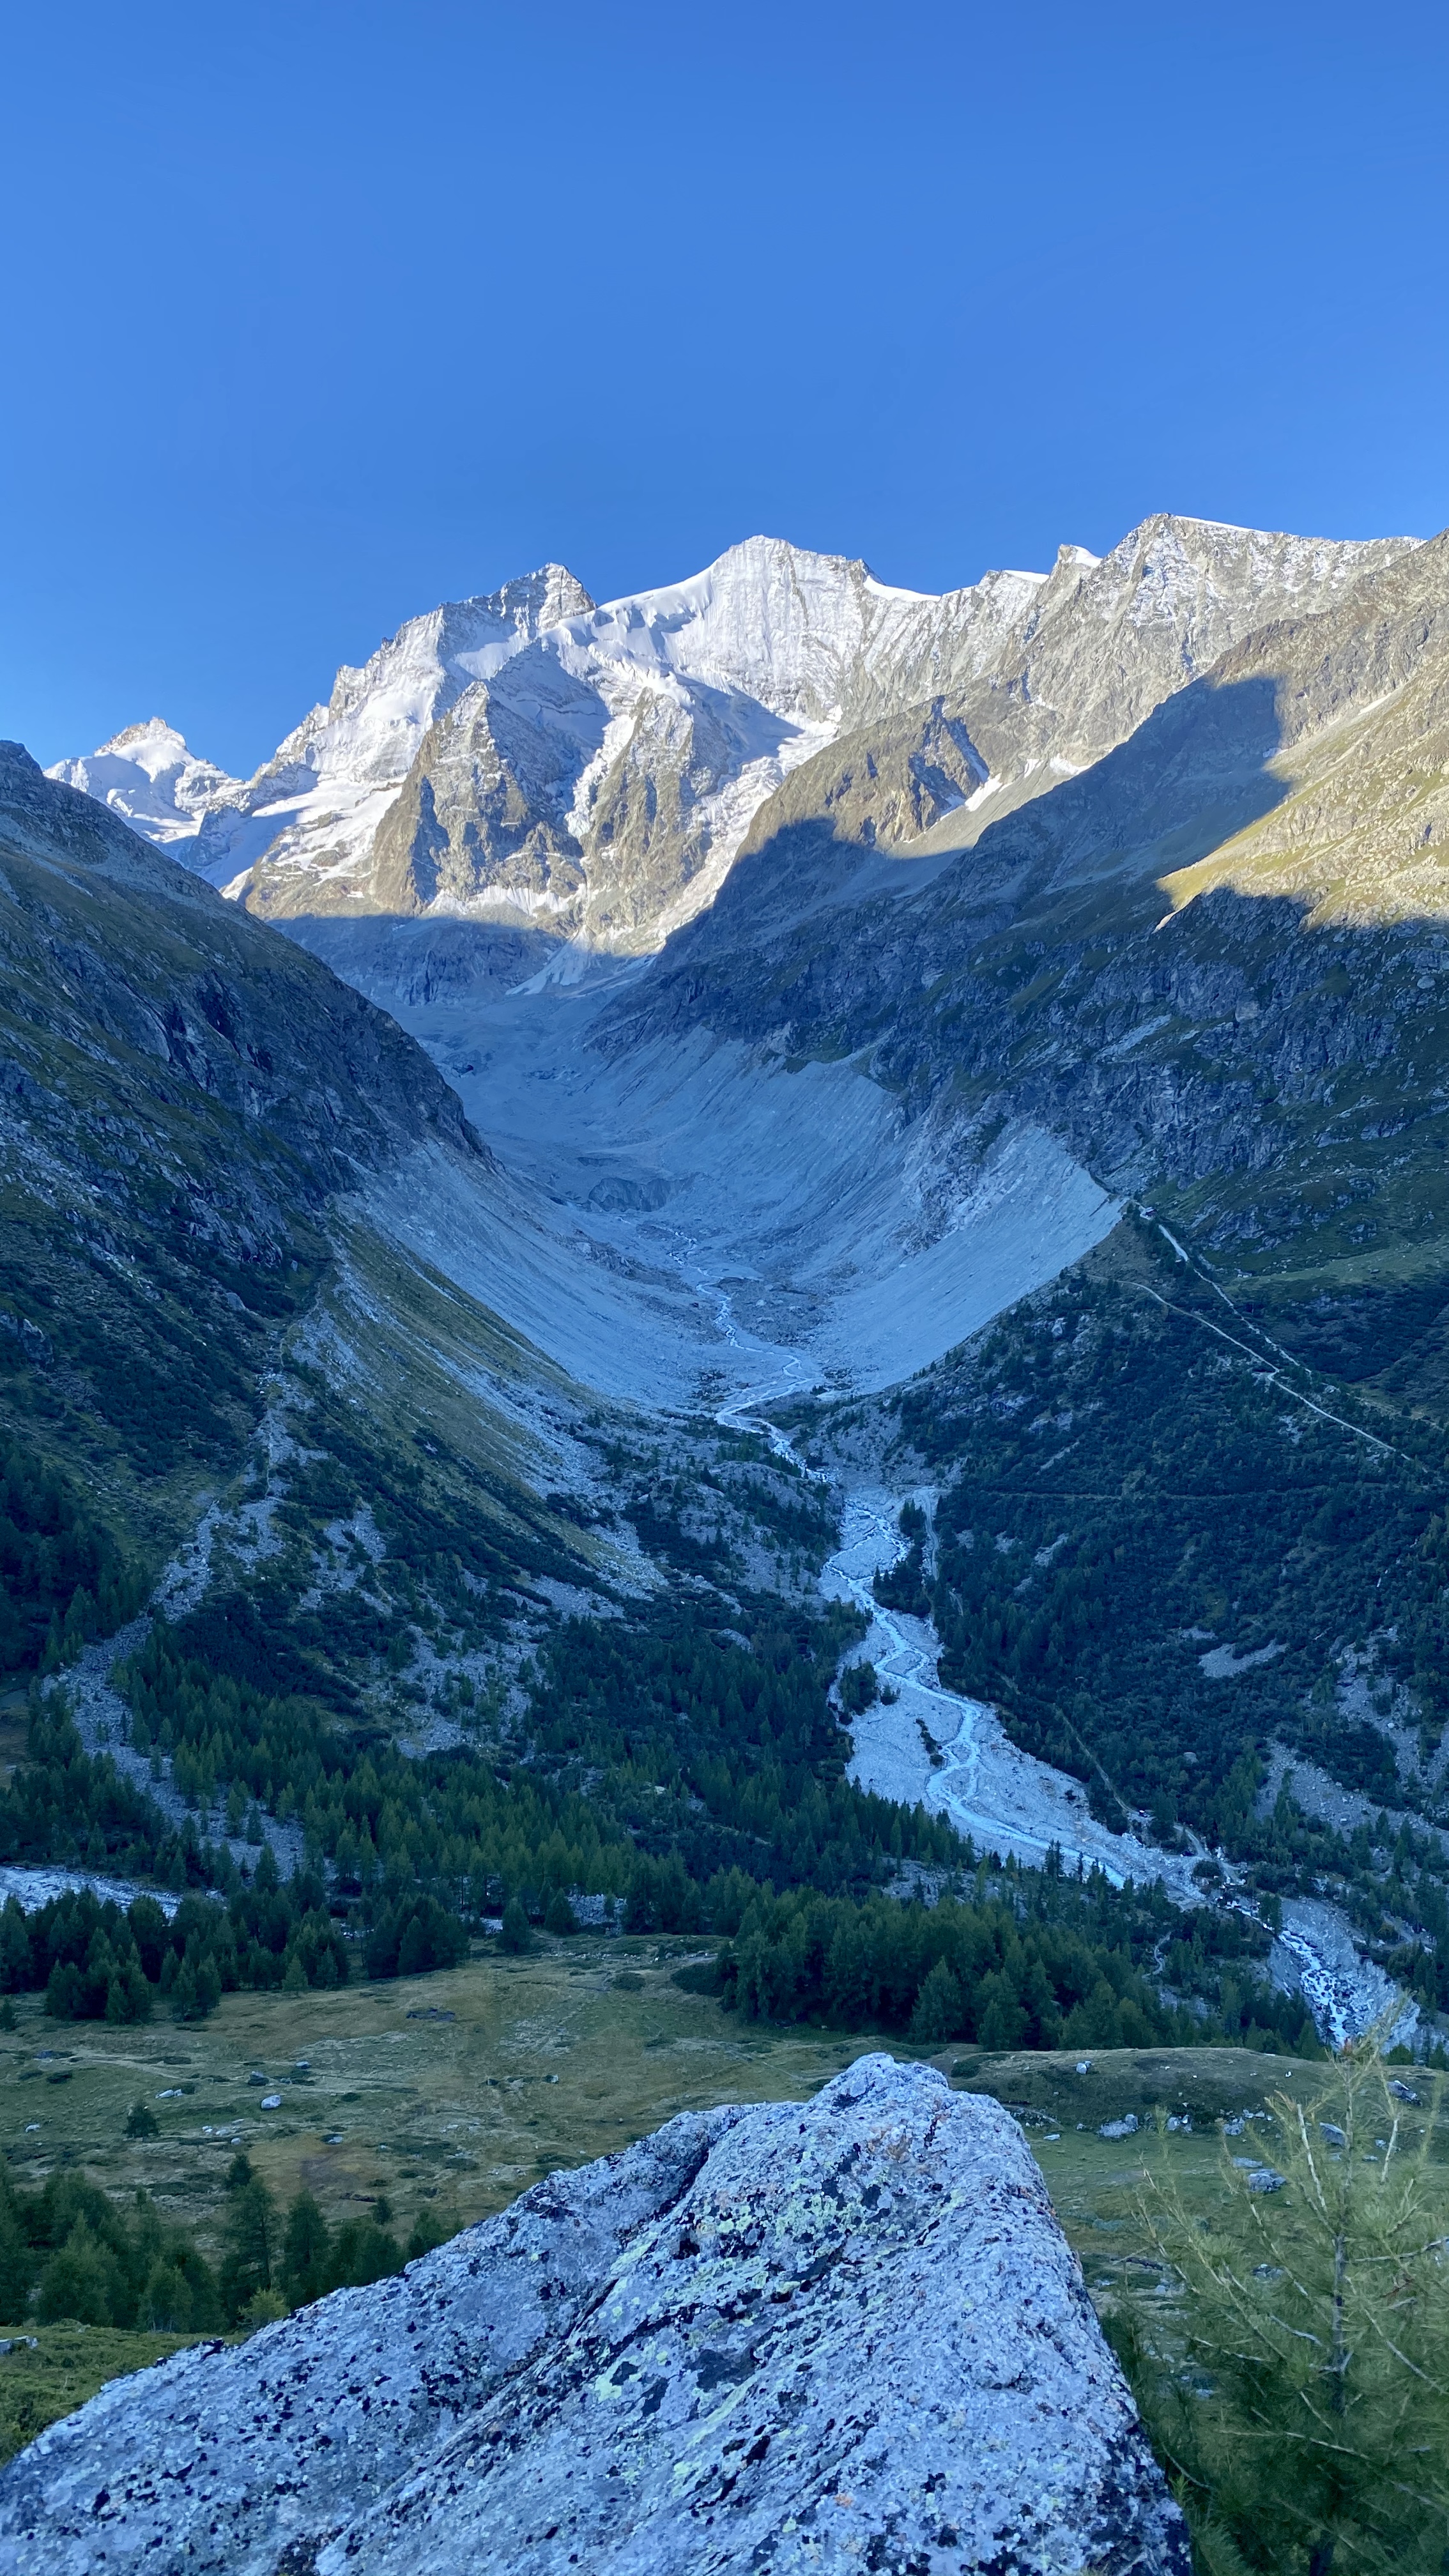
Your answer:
0;1952;1347;2465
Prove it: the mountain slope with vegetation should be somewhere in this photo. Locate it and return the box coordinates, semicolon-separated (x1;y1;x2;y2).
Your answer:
0;753;983;1991
606;530;1449;2031
0;742;483;1657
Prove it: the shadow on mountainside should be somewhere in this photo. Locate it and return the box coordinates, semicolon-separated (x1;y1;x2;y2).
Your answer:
601;673;1449;1376
633;671;1296;982
278;913;569;1012
256;666;1449;1390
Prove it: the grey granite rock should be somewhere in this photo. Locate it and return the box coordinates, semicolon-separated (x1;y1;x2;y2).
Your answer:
0;2056;1188;2576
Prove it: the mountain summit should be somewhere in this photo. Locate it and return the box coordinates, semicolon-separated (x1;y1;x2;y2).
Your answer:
54;518;1414;975
49;716;242;848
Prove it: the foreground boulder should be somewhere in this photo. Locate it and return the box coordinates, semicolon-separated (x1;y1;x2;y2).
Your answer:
0;2056;1188;2575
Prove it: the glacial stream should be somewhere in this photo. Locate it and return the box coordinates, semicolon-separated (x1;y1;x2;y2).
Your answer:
677;1239;1405;2050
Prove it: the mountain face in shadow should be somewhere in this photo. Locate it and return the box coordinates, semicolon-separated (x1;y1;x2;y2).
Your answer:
0;744;496;1588
613;535;1449;1353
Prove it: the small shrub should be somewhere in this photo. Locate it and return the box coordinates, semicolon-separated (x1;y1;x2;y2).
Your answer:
238;2287;288;2331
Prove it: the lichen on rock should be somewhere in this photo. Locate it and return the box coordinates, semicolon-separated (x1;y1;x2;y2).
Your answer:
0;2055;1188;2576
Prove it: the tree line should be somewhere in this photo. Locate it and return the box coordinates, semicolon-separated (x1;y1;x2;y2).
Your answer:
0;2152;443;2336
714;1871;1325;2055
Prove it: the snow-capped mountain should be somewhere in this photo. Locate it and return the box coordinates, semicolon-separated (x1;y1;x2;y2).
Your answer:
360;537;1053;949
47;719;243;848
52;519;1417;962
47;568;594;897
187;563;595;901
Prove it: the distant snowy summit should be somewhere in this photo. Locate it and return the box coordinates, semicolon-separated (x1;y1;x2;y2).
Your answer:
49;716;243;848
52;519;1418;965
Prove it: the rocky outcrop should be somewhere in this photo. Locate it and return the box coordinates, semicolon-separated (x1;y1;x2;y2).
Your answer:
0;2056;1187;2576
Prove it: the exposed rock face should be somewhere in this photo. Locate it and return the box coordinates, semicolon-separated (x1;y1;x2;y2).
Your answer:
0;2057;1187;2576
47;567;597;898
0;744;484;1188
54;519;1413;977
745;515;1418;870
0;743;491;1536
615;528;1449;1294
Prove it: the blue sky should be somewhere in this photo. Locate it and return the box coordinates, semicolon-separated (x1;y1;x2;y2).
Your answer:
4;0;1448;775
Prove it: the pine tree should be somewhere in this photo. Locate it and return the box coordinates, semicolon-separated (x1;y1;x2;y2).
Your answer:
0;2194;32;2326
909;1958;965;2045
141;2255;193;2333
1114;2040;1449;2574
281;2191;332;2307
220;2176;277;2320
36;2219;124;2327
976;1967;1028;2052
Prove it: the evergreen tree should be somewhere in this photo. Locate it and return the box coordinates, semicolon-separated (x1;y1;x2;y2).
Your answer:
36;2219;125;2327
281;2191;332;2307
1114;2043;1449;2574
325;2216;402;2292
976;1968;1028;2053
141;2255;194;2333
0;2195;32;2326
220;2177;276;2320
908;1958;965;2045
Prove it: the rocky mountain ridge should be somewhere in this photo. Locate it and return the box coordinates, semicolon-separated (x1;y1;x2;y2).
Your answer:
621;527;1449;1326
53;517;1413;978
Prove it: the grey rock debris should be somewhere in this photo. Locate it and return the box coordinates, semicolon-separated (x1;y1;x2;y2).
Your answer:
0;2055;1188;2576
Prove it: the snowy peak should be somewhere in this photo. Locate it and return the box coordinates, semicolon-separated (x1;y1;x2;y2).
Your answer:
49;518;1420;951
52;565;597;894
571;536;901;723
263;562;597;794
47;718;241;848
563;535;1050;733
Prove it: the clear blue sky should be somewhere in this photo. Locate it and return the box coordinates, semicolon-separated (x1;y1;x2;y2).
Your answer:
4;0;1447;776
